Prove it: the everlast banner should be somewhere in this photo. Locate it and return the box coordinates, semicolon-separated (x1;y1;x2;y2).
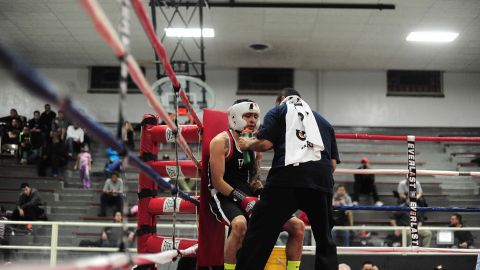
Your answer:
407;135;419;247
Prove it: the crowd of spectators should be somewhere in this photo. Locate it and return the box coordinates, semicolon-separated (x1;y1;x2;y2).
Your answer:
297;157;476;249
0;106;91;177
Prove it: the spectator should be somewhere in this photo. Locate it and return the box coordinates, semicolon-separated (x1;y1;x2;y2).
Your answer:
372;266;379;270
98;172;124;217
352;157;382;206
0;108;26;128
104;147;123;176
79;211;134;248
51;110;68;141
397;177;427;207
74;145;92;189
387;197;431;247
28;110;44;150
332;184;353;247
102;211;135;247
11;183;47;222
121;121;135;150
338;263;351;270
28;110;43;134
3;118;21;145
65;124;84;157
39;104;56;143
361;261;375;270
471;157;480;166
19;127;39;164
1;109;23;152
78;229;114;248
38;132;67;177
449;213;474;248
83;128;92;149
0;206;13;264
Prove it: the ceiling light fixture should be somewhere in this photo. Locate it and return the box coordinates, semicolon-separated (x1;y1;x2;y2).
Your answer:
165;28;215;38
406;31;458;43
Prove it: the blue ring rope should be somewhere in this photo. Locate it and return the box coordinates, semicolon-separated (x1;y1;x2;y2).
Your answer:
0;41;199;207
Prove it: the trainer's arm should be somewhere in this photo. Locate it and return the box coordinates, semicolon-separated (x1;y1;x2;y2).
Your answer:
249;152;264;192
331;159;337;172
209;134;235;197
330;126;340;172
238;137;273;152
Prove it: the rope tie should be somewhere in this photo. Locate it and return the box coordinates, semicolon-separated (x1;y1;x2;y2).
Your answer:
117;0;133;262
171;82;181;251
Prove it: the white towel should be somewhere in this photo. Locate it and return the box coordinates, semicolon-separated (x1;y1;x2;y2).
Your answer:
281;95;324;166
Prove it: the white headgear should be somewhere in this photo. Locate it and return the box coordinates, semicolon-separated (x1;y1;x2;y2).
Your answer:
227;101;260;132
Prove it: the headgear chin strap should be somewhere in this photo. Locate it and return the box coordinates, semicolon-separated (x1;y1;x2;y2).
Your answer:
227;101;260;132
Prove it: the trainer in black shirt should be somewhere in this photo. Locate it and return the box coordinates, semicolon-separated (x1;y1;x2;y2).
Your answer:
236;88;340;270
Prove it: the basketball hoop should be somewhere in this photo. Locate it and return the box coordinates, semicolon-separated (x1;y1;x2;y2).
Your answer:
151;75;216;122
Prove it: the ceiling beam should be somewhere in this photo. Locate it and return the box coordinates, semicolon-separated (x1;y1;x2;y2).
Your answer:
155;1;395;10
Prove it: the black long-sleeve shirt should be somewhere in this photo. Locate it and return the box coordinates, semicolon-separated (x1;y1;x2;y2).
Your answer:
450;225;475;247
354;165;375;185
18;188;42;209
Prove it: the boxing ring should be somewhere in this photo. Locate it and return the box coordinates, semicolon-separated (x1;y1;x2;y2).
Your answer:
1;0;480;269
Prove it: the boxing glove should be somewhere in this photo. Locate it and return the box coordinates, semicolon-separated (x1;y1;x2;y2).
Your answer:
228;189;258;217
240;196;258;217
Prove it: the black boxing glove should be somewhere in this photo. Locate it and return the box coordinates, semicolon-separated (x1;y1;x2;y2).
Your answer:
228;188;247;203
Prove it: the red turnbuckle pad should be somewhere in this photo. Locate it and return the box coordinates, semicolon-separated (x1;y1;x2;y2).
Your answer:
148;197;197;215
149;125;200;143
146;235;198;255
150;160;200;178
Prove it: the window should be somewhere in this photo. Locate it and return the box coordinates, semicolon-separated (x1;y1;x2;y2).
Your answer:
387;70;444;97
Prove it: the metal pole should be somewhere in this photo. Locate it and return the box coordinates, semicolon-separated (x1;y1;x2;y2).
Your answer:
199;0;206;82
150;0;162;79
402;227;407;247
50;223;59;267
199;0;207;107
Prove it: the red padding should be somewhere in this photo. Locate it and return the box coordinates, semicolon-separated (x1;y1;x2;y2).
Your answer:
146;235;198;256
148;197;197;215
198;109;227;267
149;125;200;143
150;160;200;178
137;114;160;254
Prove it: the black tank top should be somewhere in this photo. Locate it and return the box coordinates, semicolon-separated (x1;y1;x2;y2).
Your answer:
209;129;254;195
